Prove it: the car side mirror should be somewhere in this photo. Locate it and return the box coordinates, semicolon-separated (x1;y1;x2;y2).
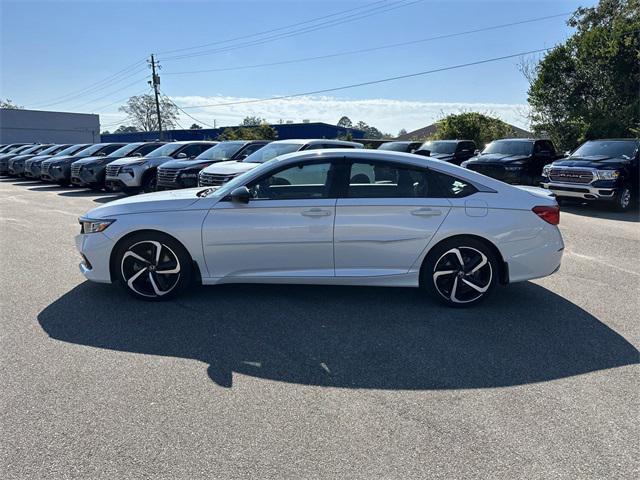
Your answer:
132;152;142;157
564;150;571;156
474;149;480;155
229;186;251;204
177;152;188;159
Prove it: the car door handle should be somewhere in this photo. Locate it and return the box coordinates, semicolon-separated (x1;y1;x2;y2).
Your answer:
301;208;332;217
411;207;442;217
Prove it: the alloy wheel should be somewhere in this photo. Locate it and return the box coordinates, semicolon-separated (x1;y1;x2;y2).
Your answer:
121;240;181;298
432;247;493;304
619;187;631;210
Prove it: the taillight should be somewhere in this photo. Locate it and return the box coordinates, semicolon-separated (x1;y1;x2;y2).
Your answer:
532;205;560;225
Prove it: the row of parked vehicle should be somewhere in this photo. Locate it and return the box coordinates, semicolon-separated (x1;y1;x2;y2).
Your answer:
1;136;637;211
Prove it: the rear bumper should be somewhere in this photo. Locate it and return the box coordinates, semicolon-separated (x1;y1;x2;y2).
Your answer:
540;181;618;201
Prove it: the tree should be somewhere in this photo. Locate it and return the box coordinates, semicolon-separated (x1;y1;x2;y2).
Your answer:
397;128;408;138
119;94;179;132
337;116;353;128
114;125;139;134
525;0;640;150
190;123;203;129
431;112;515;148
217;123;278;141
241;116;266;127
0;99;23;109
354;120;385;139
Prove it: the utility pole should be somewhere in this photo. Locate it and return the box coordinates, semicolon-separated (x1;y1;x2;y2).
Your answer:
149;54;163;140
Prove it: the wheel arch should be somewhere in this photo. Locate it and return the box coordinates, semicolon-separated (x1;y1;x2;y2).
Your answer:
419;234;509;286
109;229;202;284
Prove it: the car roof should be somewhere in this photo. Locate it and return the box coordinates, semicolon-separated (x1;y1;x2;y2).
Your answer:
268;138;363;147
423;139;471;143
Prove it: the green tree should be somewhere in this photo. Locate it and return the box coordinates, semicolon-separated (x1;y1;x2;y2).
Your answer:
337;116;353;128
119;94;179;132
431;112;515;148
216;123;278;141
114;125;139;134
190;123;203;129
0;99;23;109
241;116;266;127
526;0;640;150
397;128;408;138
354;120;385;139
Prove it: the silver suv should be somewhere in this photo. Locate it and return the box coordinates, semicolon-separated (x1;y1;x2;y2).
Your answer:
198;139;364;187
105;141;218;194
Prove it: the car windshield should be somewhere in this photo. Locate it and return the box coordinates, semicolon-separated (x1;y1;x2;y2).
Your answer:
38;145;66;155
196;142;244;161
378;142;411;152
20;145;47;154
421;141;458;154
242;143;301;163
145;143;184;157
483;140;533;156
107;143;144;158
55;144;89;157
75;144;112;157
570;140;638;159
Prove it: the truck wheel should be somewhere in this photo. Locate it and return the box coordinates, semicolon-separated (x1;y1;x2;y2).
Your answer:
613;183;633;212
142;172;157;193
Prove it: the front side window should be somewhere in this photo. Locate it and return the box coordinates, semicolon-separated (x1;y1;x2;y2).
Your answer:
247;162;332;200
347;161;435;198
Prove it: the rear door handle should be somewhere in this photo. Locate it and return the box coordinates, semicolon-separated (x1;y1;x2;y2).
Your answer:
301;208;332;217
411;207;442;217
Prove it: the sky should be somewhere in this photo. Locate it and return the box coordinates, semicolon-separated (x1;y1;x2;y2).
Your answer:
0;0;593;135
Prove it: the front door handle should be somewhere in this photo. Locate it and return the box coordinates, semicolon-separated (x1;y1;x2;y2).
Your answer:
411;207;442;217
301;208;332;217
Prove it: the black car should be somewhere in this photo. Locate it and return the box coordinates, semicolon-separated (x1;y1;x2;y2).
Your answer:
414;140;477;165
541;139;639;211
156;140;270;190
0;143;32;155
70;141;165;190
24;144;91;179
41;143;126;185
377;141;423;153
461;138;560;185
0;144;49;175
8;144;71;176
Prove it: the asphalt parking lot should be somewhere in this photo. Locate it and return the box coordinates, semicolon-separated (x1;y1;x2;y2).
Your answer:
1;177;638;479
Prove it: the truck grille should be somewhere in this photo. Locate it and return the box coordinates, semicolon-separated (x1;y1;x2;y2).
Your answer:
71;164;82;177
199;172;238;187
549;168;594;184
106;164;122;177
157;167;180;185
465;164;505;179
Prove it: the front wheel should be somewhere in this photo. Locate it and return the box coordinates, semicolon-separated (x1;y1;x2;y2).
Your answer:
115;233;193;300
421;237;498;307
141;172;157;193
612;183;633;212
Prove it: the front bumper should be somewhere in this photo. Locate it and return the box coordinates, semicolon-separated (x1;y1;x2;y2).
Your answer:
105;167;145;190
24;163;42;178
75;232;115;283
464;164;531;185
157;174;199;190
0;159;9;175
540;180;618;201
8;161;26;176
71;166;105;187
41;164;71;182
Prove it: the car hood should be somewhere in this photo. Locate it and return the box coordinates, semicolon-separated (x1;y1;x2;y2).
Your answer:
86;188;206;218
550;155;631;168
161;159;216;170
73;155;121;167
26;154;54;163
109;155;173;166
9;154;36;162
201;160;260;175
468;153;531;163
428;152;455;160
48;154;82;165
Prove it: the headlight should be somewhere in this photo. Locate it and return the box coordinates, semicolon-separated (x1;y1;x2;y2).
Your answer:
504;165;525;171
79;217;115;234
596;169;620;180
460;161;470;168
542;165;551;177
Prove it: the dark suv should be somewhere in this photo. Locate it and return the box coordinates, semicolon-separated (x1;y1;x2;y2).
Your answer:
415;140;477;165
24;144;90;179
71;142;165;190
541;139;639;211
157;140;270;190
41;143;126;185
461;138;560;185
377;141;423;153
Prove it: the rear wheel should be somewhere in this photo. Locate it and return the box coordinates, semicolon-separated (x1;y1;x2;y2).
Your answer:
422;237;498;307
115;232;193;301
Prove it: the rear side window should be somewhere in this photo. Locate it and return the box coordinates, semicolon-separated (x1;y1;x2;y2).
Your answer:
347;161;437;198
137;143;164;156
101;144;125;155
431;170;477;198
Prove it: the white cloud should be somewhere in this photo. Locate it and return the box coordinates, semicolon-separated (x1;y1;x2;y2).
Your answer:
172;94;531;134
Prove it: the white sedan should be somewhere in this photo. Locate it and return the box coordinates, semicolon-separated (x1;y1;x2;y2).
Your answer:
76;149;564;307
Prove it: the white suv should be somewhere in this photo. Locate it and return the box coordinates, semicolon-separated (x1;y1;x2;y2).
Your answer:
198;139;363;187
105;141;217;194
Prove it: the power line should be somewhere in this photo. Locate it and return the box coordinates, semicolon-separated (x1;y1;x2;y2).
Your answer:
164;12;570;76
162;0;424;61
161;90;217;129
177;47;551;110
69;76;149;110
157;0;405;57
26;59;147;108
92;88;152;112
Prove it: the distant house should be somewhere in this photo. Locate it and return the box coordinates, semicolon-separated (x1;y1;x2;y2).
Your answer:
396;122;532;141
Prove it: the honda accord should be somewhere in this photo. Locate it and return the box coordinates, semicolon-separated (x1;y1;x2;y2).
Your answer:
76;150;563;307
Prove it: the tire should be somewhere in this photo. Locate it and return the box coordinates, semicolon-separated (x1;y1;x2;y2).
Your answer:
114;232;193;301
612;183;633;212
141;172;157;193
421;237;499;307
